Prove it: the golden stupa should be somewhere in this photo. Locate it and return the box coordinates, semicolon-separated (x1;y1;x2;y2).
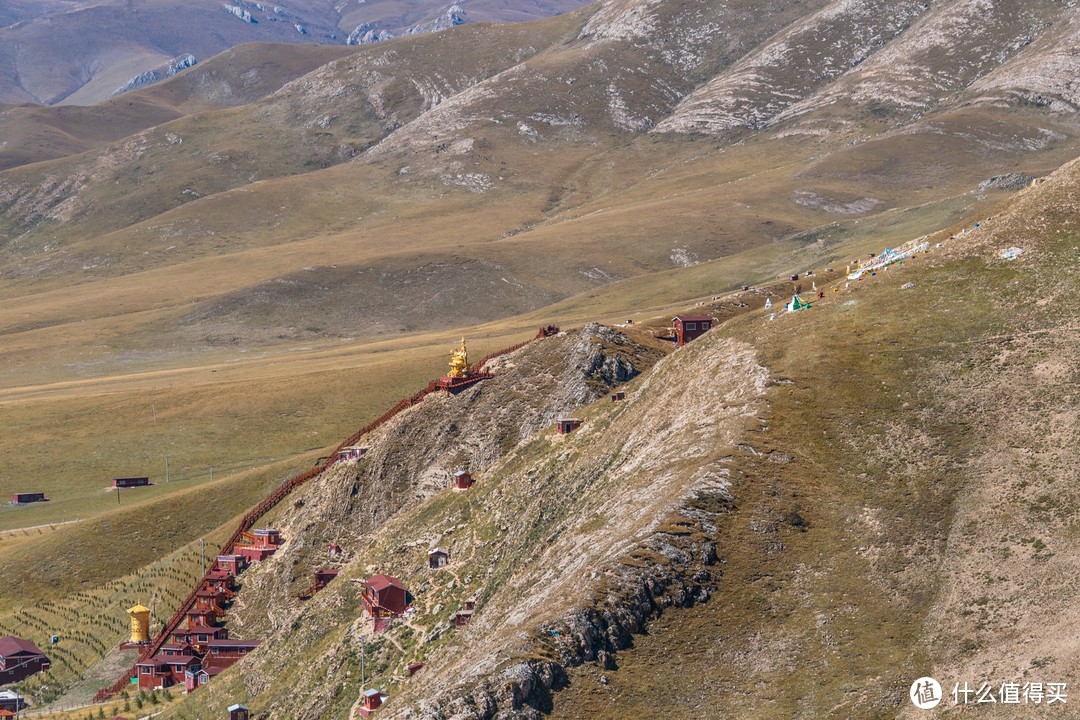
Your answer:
447;337;469;379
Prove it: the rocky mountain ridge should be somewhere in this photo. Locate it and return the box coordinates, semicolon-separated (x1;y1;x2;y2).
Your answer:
0;0;592;106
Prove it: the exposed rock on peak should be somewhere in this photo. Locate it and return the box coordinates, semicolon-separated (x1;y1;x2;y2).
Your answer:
113;54;197;97
347;22;396;44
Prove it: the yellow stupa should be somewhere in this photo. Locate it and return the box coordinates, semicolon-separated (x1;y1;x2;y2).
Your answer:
447;337;469;379
128;603;151;644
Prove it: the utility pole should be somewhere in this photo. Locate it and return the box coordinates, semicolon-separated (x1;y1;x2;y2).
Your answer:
116;487;121;505
200;538;206;576
360;635;366;685
165;453;170;483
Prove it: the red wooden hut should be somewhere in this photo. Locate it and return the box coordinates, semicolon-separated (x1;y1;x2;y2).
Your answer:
313;568;339;592
555;418;581;434
428;548;449;569
672;315;713;346
361;575;408;618
452;471;473;489
359;689;387;717
135;657;174;690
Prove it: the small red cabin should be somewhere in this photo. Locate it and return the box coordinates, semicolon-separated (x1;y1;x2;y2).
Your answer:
672;315;713;347
361;575;408;618
428;548;449;569
228;704;250;720
611;391;625;402
556;418;582;434
314;568;339;592
113;477;150;488
452;471;474;490
359;689;387;717
452;610;474;627
11;492;47;505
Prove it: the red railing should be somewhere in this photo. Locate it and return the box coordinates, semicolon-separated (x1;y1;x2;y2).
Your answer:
95;330;550;701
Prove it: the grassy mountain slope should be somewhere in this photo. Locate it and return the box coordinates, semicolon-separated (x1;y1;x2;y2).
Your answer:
550;158;1080;719
147;147;1076;720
